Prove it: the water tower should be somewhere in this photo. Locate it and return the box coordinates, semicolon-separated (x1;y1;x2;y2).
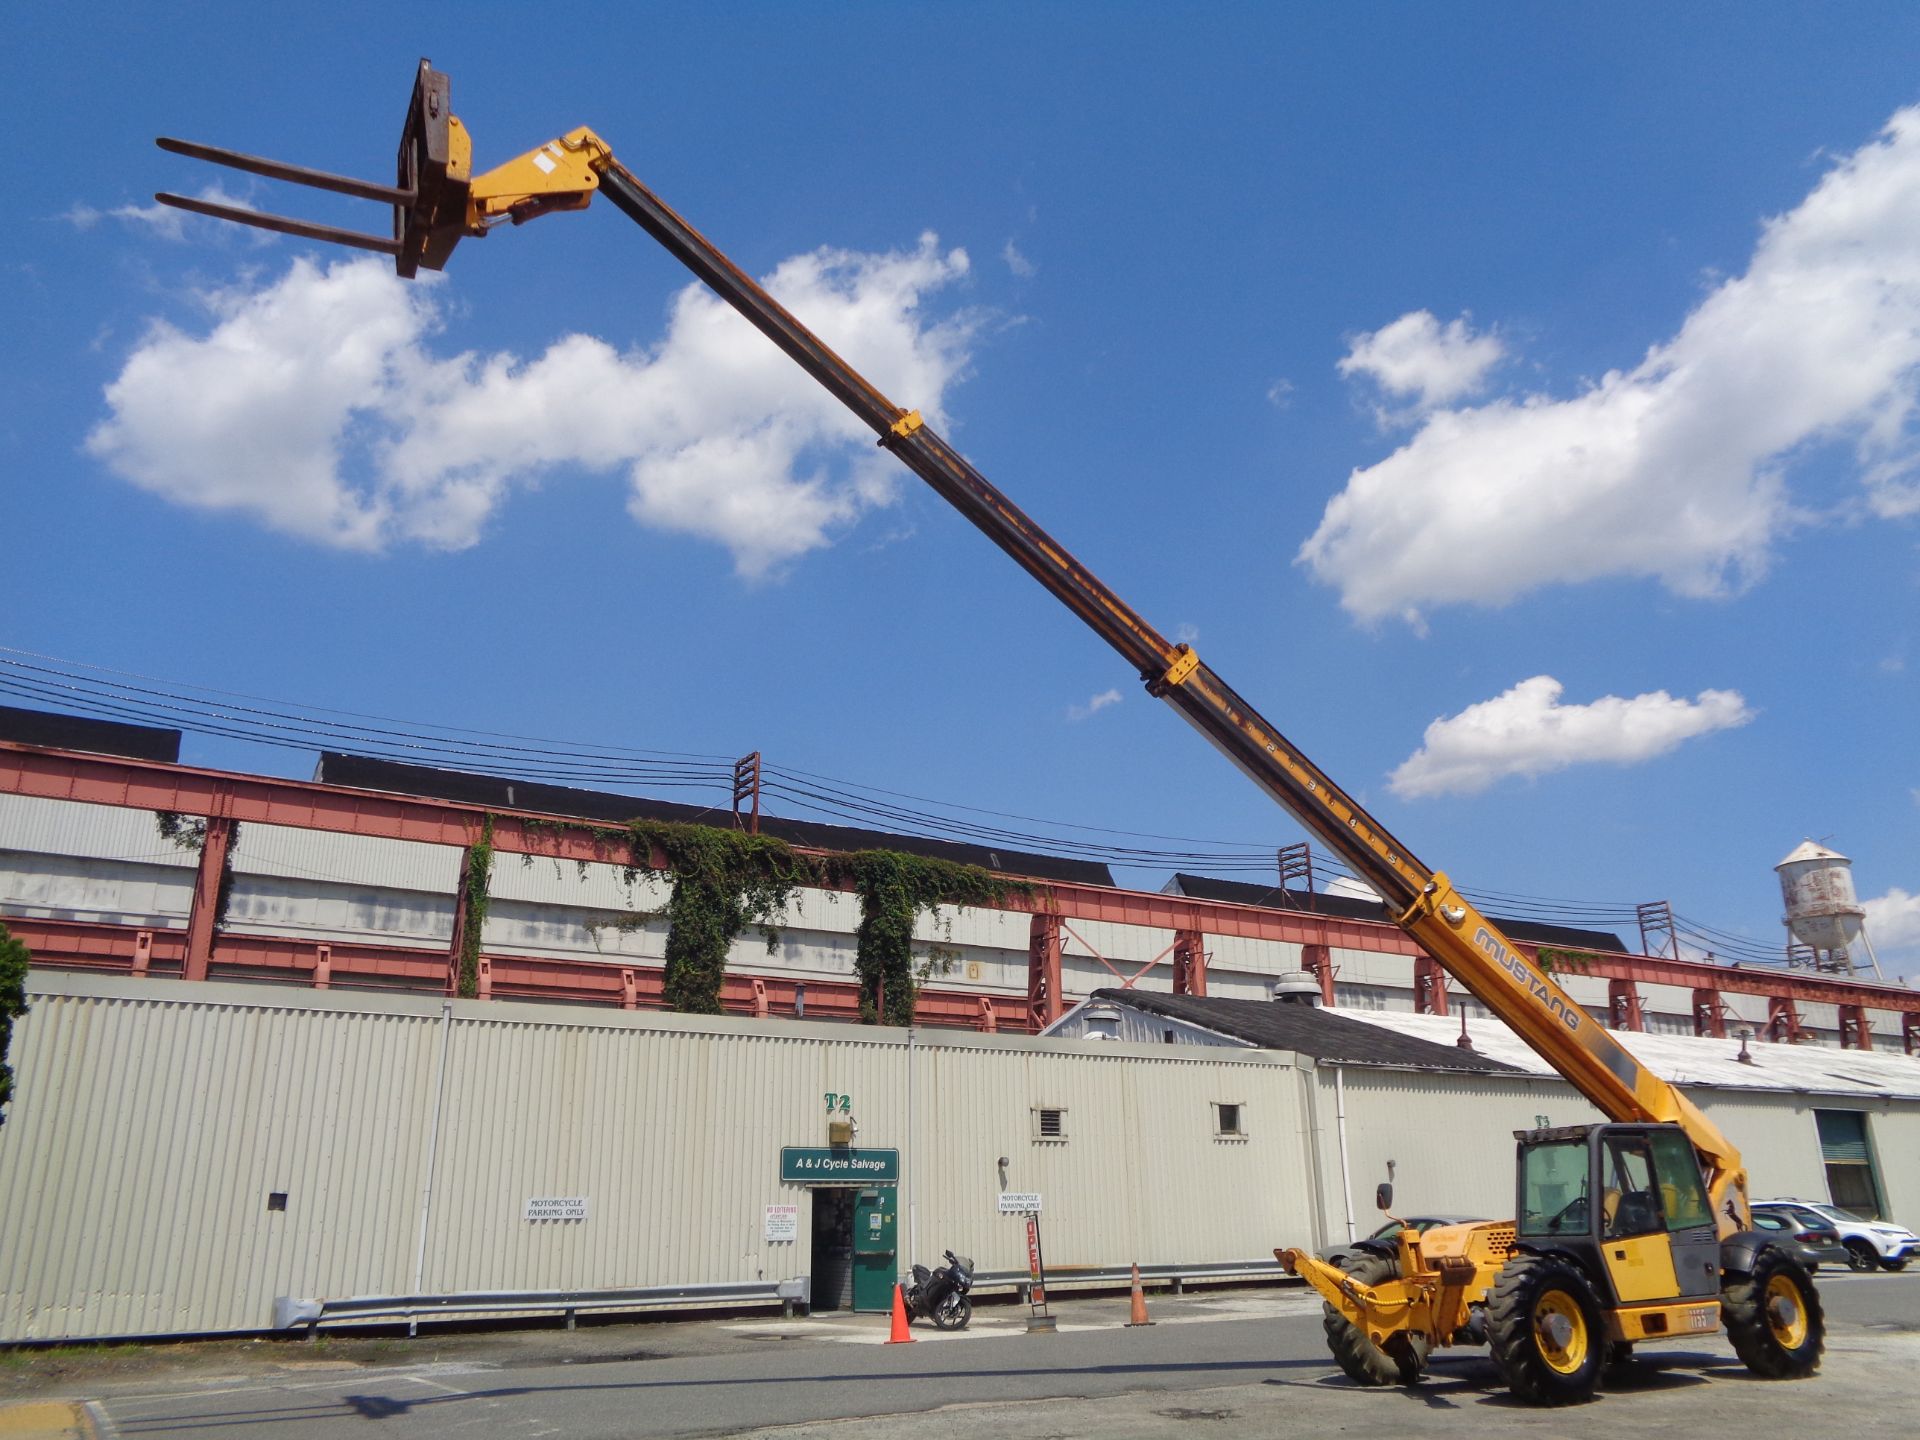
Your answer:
1774;840;1882;978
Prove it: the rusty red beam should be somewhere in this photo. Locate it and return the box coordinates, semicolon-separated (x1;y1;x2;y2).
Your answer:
5;742;1917;1019
4;915;1025;1031
1549;948;1914;1014
0;741;1422;948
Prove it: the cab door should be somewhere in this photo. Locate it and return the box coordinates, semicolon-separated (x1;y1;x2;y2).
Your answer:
1645;1128;1722;1300
1599;1131;1682;1303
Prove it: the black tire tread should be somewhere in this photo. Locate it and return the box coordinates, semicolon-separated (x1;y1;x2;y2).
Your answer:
1320;1254;1423;1387
1723;1246;1825;1379
1486;1254;1605;1406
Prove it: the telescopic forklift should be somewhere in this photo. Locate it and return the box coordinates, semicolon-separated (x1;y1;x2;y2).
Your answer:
156;61;1825;1404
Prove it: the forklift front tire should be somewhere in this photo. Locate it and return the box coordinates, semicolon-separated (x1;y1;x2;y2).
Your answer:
1487;1255;1605;1405
1724;1246;1825;1379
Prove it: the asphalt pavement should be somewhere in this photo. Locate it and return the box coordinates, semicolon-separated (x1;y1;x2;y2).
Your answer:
2;1271;1914;1439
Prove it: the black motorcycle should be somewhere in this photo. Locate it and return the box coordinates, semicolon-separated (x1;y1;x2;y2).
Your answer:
904;1249;975;1329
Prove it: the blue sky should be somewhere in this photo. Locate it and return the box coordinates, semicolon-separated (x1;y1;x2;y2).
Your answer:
4;3;1918;977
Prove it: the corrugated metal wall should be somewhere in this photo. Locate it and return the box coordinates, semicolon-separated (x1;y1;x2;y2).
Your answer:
1313;1069;1600;1233
908;1040;1312;1275
4;970;1913;1342
0;974;1314;1340
1316;1068;1920;1243
0;980;442;1340
5;795;1908;1044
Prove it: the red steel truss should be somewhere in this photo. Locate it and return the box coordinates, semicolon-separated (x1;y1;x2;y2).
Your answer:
4;741;1917;1039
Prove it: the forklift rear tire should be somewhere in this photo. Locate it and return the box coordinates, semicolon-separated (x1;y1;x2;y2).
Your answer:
1487;1255;1605;1405
1321;1254;1427;1387
1724;1246;1825;1379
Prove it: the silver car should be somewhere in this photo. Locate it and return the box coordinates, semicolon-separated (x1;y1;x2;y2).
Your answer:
1748;1207;1847;1272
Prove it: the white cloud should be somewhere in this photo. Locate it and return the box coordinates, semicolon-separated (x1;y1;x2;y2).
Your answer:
1862;887;1920;969
87;236;974;573
1303;106;1920;625
1337;309;1504;418
1387;675;1753;799
1265;378;1295;409
63;185;258;242
1066;687;1123;722
1002;240;1036;278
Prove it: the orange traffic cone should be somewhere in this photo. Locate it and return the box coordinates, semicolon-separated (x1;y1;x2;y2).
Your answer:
1125;1263;1154;1327
885;1282;916;1343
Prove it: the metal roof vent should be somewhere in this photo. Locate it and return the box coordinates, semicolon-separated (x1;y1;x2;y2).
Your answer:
1081;1002;1123;1041
1272;970;1319;1005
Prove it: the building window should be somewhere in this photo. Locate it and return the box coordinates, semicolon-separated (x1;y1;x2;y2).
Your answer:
1032;1106;1068;1143
1814;1109;1884;1218
1213;1102;1247;1139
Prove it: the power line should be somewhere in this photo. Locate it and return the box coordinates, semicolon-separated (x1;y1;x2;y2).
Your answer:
0;649;1783;956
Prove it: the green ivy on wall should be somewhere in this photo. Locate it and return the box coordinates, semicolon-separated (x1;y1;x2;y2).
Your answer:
625;820;814;1016
0;922;29;1124
456;816;494;999
471;813;1029;1025
823;850;1023;1026
1536;946;1599;977
153;812;242;933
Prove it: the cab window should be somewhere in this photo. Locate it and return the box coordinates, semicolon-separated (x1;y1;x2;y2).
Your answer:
1519;1141;1590;1237
1646;1129;1714;1231
1602;1135;1663;1238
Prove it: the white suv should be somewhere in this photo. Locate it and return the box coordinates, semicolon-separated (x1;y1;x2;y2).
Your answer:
1757;1199;1919;1272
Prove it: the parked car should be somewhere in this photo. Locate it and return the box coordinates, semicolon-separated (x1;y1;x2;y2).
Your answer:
1748;1207;1847;1272
1755;1199;1920;1272
1320;1215;1484;1270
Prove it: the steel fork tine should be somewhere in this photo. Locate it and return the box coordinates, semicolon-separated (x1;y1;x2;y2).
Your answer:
151;193;402;257
156;137;414;207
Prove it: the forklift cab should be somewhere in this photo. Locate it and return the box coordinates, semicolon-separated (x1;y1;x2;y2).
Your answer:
1515;1124;1722;1306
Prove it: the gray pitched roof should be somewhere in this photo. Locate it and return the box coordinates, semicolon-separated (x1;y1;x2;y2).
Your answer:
1089;988;1523;1074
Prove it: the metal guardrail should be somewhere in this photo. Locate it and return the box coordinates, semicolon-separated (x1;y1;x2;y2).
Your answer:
273;1260;1289;1332
971;1258;1293;1297
273;1277;812;1331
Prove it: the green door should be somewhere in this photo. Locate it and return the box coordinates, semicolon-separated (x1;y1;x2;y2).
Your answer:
851;1188;898;1313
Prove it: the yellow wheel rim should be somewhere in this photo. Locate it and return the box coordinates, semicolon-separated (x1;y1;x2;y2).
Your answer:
1534;1290;1589;1375
1765;1274;1809;1349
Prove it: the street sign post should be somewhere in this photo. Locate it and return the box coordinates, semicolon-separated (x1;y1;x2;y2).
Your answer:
1025;1214;1056;1332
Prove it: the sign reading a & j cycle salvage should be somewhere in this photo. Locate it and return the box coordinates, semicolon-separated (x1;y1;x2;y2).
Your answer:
778;1147;900;1183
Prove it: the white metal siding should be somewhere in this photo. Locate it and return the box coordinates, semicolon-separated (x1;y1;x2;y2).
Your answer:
6;809;1906;1048
0;975;1315;1340
1319;1069;1601;1228
0;794;198;869
0;984;441;1339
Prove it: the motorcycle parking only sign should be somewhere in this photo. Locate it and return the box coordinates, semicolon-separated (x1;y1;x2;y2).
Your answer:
524;1196;589;1222
998;1192;1043;1214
